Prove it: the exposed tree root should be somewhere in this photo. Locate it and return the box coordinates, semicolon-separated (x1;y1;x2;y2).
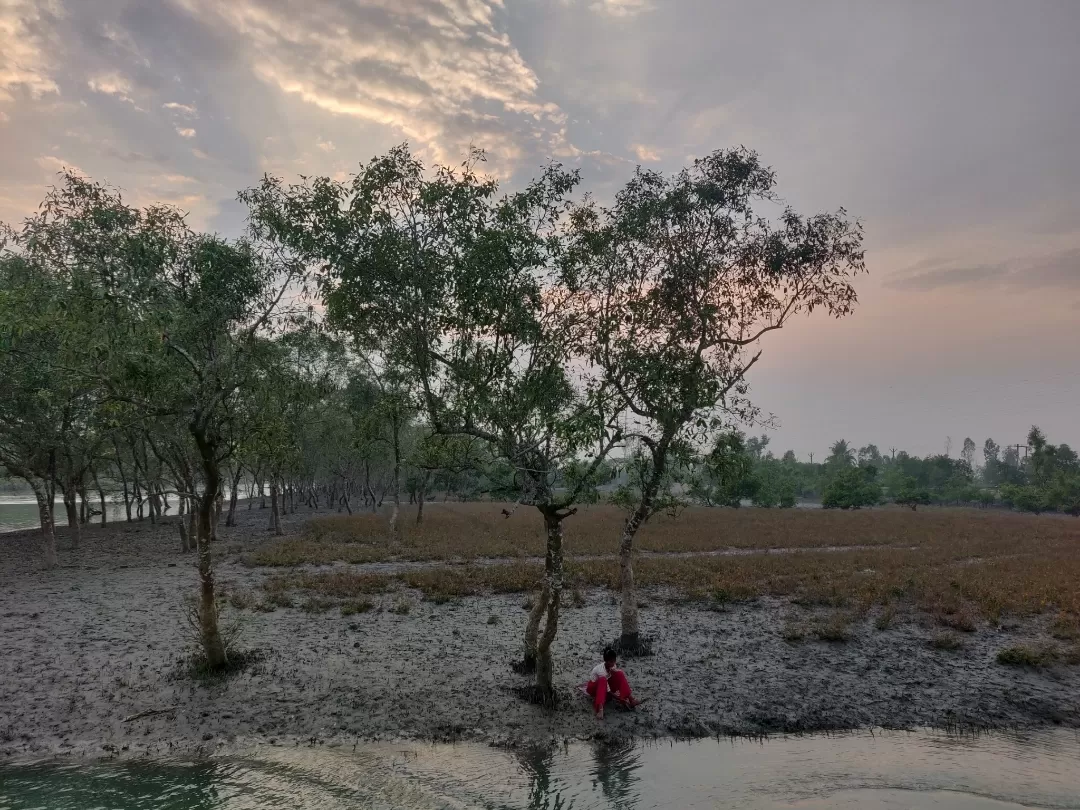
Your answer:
612;633;655;658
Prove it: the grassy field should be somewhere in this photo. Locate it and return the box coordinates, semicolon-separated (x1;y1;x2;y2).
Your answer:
246;502;1080;625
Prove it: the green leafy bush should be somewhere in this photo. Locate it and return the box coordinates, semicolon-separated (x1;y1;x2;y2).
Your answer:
1000;484;1046;514
823;467;882;510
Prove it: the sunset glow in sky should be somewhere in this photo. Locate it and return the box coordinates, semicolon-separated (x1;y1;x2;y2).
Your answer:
1;0;1077;457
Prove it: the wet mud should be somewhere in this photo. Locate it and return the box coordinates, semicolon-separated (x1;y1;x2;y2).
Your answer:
2;508;1078;761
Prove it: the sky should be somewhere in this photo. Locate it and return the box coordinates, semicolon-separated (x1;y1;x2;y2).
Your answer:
1;0;1077;459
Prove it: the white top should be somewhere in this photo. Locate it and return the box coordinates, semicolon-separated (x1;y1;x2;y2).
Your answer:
589;662;615;682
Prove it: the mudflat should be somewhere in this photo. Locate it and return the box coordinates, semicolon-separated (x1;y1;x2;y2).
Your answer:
2;504;1079;761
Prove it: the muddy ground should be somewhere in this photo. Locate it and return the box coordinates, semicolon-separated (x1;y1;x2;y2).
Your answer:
2;505;1079;761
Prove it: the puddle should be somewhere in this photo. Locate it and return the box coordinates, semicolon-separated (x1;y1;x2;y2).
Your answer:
2;729;1079;809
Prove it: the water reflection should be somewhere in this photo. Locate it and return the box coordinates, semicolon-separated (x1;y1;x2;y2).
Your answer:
514;746;563;810
590;739;640;810
2;730;1079;809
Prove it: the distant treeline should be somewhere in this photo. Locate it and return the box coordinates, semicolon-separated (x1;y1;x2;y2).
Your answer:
671;428;1079;514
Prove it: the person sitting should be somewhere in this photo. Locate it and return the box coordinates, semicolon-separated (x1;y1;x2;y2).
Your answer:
586;647;639;718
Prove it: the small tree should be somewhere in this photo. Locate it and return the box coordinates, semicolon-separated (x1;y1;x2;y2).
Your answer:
243;145;620;703
823;466;882;509
753;458;798;508
1000;483;1045;514
690;431;758;507
29;175;313;671
570;148;864;651
894;476;931;510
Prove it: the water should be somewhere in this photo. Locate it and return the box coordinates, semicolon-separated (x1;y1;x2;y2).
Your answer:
0;499;130;534
2;730;1079;809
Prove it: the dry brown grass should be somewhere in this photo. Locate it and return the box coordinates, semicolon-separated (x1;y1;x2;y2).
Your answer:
997;643;1059;667
248;502;1080;563
249;505;1080;624
340;599;374;616
1049;613;1080;640
929;631;964;651
264;570;394;599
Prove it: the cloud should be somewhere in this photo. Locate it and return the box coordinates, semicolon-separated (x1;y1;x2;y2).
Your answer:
162;101;198;117
0;111;8;123
631;143;660;162
192;148;210;160
316;137;335;152
175;126;196;138
0;0;60;103
35;155;86;176
888;249;1080;292
157;173;197;185
590;0;653;17
87;71;135;103
173;0;571;168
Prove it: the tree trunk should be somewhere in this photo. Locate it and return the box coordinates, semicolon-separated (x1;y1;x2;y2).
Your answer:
364;463;377;514
30;479;58;570
78;485;89;525
533;509;565;705
133;478;144;520
191;424;227;671
148;484;160;525
212;493;223;539
226;466;242;527
521;582;550;674
178;515;189;553
187;502;197;551
616;438;669;655
416;472;429;525
114;442;132;522
92;470;107;528
269;480;282;535
389;429;402;536
123;479;131;521
617;505;648;653
62;484;81;548
182;476;197;553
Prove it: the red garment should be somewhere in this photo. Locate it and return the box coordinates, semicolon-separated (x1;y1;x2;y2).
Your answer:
586;668;633;713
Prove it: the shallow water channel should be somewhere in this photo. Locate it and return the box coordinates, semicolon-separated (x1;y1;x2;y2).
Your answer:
2;729;1079;809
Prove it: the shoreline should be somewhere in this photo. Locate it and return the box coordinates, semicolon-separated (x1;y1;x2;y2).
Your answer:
2;508;1078;764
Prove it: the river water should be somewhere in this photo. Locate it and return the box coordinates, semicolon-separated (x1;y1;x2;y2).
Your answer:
0;498;130;534
2;730;1078;809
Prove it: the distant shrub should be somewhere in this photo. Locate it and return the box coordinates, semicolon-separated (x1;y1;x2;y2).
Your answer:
780;621;805;642
935;606;976;633
894;488;928;514
823;468;882;510
228;589;257;610
813;613;852;642
929;631;963;650
874;603;897;630
1049;614;1080;641
341;599;373;616
751;468;798;509
1000;484;1046;515
997;643;1057;667
777;480;798;509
